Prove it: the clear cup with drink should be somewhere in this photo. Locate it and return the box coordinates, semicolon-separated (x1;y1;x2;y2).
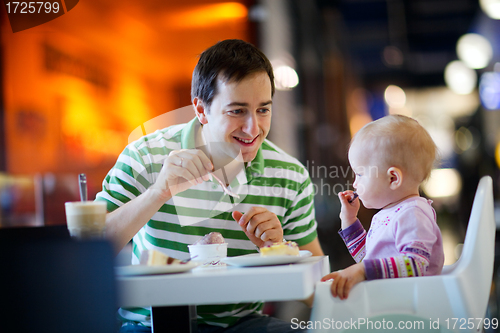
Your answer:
65;201;107;240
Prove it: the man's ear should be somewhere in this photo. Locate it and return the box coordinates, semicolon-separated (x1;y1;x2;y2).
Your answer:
193;97;208;125
387;167;403;190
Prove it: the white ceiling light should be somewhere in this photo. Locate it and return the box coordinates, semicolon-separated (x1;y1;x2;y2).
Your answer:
456;33;493;69
444;60;477;95
422;168;462;198
274;65;299;90
480;0;500;19
384;85;406;108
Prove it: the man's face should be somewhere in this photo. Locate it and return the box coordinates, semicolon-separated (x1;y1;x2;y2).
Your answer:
197;71;272;163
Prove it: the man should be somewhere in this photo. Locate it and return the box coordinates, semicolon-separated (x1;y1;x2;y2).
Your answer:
96;39;323;332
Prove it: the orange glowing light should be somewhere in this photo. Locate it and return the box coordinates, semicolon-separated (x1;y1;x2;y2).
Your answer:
496;141;500;170
164;2;248;29
119;75;152;130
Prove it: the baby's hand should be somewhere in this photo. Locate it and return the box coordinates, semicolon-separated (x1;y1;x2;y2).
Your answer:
338;191;360;228
321;262;366;300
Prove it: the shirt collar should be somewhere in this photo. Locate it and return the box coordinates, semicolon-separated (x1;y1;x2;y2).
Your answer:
245;146;264;180
180;117;199;149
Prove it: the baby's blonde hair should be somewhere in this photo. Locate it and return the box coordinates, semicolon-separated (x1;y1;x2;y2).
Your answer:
351;115;437;183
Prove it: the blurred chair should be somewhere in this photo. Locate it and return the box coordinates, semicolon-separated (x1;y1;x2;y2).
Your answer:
0;224;70;241
0;237;118;333
309;176;495;333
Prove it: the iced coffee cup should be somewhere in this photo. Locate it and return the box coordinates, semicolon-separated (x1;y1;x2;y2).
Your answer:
65;201;107;240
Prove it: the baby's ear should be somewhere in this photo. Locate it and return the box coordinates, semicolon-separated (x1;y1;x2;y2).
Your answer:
387;167;403;190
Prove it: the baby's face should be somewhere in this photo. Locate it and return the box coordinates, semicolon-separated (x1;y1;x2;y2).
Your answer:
348;143;393;209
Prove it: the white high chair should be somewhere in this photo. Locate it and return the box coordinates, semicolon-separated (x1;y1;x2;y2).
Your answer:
309;176;495;333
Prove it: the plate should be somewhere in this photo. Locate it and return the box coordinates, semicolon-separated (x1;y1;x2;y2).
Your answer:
115;262;198;276
221;250;312;267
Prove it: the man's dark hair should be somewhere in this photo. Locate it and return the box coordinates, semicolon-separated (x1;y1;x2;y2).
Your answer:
191;39;275;108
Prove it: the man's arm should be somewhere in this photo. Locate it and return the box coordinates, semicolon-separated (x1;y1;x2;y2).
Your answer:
298;237;324;256
103;149;213;253
105;187;172;253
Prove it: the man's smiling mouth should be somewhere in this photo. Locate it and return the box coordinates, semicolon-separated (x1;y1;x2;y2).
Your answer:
234;136;258;144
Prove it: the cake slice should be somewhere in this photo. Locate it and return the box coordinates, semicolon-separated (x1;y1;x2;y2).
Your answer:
140;249;181;266
260;241;300;257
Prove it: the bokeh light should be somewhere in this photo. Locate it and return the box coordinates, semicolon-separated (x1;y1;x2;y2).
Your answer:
455;126;474;152
480;0;500;19
479;71;500;110
444;60;477;95
382;46;404;67
274;65;299;90
422;168;462;198
384;85;406;108
456;33;493;69
496;141;500;169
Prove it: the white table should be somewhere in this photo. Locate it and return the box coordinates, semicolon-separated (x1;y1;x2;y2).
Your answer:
116;256;330;332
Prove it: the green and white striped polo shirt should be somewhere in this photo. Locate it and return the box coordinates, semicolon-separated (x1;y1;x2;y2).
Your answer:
96;117;318;328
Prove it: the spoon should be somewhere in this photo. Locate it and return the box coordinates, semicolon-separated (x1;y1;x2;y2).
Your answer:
210;172;240;199
348;192;358;203
180;255;198;264
79;173;88;202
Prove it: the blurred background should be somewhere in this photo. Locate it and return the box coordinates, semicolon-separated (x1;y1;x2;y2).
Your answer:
1;0;500;328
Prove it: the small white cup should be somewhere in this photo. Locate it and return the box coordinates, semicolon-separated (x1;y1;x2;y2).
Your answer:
188;243;228;266
65;201;107;240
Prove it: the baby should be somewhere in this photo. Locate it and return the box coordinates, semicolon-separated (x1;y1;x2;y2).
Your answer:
322;114;445;299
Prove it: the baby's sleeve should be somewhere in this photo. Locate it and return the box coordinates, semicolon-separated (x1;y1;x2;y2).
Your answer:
338;219;367;263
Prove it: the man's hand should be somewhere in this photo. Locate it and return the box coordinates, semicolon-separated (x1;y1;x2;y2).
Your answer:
232;207;283;248
338;191;360;229
151;149;213;197
321;262;366;300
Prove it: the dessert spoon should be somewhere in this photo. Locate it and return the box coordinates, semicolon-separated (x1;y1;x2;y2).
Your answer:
210;172;240;199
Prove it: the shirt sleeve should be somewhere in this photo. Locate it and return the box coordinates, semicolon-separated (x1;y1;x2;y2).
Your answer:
338;219;367;263
95;144;152;212
363;207;437;280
